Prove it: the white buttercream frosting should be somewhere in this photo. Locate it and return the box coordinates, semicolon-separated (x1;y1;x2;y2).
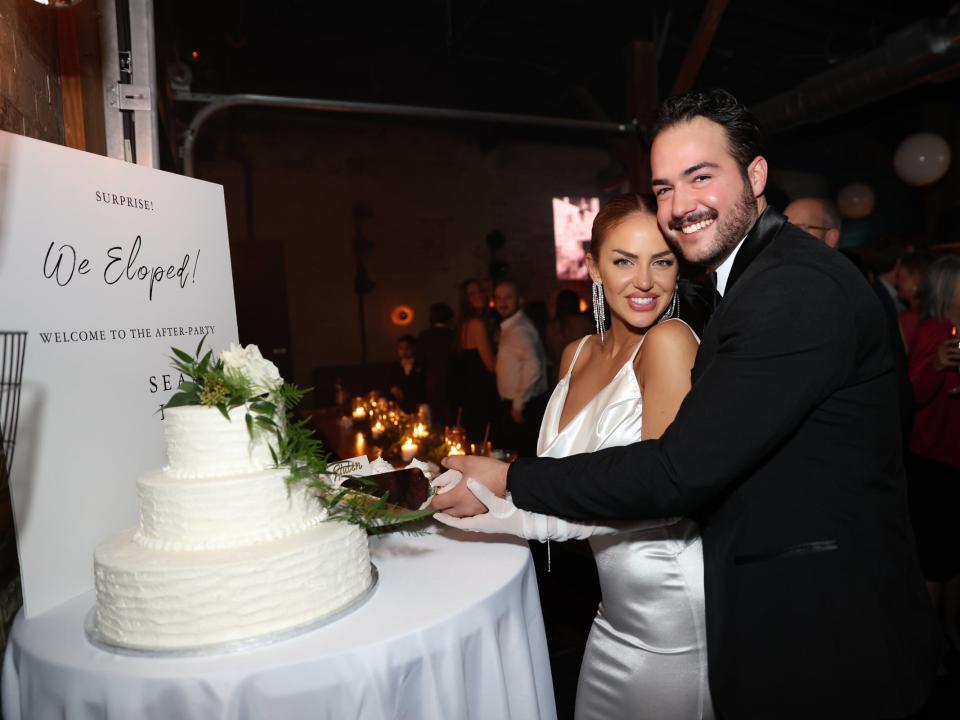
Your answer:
134;468;327;551
95;522;371;649
94;399;372;651
163;405;275;478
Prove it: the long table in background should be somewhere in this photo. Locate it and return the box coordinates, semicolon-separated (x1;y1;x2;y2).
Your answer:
2;528;556;720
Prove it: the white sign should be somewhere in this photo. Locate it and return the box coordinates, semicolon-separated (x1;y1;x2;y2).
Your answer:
0;131;239;617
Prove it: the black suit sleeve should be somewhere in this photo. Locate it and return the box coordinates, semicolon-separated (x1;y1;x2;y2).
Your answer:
508;265;858;521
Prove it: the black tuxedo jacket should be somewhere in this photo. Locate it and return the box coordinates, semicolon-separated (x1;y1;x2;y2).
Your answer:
508;208;939;719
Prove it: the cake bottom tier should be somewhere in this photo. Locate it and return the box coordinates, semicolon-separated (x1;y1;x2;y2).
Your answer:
93;521;371;650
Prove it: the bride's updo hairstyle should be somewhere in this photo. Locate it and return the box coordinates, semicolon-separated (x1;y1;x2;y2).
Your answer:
589;193;659;258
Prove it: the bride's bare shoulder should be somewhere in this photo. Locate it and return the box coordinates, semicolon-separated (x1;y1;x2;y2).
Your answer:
643;319;699;350
635;320;698;375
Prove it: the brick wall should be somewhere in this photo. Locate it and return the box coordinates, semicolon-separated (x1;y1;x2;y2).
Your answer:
0;0;64;142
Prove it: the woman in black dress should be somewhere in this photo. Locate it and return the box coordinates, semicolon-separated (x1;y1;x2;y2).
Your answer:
451;278;498;442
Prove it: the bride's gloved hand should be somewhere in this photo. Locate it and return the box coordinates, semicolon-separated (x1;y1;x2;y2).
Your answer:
417;469;463;510
434;479;634;541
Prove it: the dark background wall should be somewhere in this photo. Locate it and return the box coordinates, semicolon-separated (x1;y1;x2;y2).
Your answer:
196;110;612;388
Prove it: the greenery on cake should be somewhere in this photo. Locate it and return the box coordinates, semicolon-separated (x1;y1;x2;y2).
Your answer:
164;338;432;531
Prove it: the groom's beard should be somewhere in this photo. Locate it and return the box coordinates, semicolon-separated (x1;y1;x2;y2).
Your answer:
666;176;759;268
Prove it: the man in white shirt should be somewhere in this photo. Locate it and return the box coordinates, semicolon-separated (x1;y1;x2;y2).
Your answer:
493;279;548;456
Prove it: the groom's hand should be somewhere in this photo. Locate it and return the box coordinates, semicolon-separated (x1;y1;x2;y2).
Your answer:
430;455;510;517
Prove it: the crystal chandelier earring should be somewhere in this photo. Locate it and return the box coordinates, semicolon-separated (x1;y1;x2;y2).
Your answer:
592;279;606;343
659;285;680;323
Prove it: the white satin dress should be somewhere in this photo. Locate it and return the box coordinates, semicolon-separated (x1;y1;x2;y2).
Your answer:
537;325;714;720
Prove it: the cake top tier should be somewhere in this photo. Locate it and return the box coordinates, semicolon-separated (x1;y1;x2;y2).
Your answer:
163;405;276;478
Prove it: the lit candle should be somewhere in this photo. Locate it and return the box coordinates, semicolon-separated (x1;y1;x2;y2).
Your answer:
353;432;366;456
447;442;465;456
352;398;367;419
413;422;428;439
401;437;418;463
371;420;385;438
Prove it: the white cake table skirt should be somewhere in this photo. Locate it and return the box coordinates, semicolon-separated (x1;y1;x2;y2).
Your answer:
2;529;557;720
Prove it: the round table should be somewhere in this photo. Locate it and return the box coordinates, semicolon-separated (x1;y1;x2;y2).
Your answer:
2;528;557;720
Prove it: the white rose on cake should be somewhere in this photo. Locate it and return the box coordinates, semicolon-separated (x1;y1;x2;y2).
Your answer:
220;343;282;395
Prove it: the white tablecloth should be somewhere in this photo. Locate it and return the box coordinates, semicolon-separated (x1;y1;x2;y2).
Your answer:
2;528;556;720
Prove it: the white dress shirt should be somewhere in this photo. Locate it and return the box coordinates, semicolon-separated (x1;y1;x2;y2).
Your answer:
714;234;750;296
496;311;548;412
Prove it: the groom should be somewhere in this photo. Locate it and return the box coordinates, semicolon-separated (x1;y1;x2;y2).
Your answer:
433;90;939;719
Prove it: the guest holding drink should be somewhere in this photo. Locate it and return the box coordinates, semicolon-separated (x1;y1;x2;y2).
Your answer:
906;254;960;655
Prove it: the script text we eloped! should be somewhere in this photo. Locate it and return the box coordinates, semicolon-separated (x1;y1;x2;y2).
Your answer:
42;236;200;301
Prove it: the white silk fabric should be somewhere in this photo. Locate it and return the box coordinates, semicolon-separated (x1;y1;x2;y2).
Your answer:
537;326;714;720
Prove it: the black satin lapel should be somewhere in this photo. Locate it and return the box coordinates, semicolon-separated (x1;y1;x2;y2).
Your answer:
726;208;787;293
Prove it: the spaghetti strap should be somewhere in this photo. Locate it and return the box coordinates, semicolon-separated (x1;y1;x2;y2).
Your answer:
565;336;592;379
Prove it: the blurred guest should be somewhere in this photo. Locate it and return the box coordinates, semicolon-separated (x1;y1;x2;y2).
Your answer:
906;255;960;635
786;207;913;440
451;279;498;442
493;279;548;456
896;252;933;348
861;237;908;312
385;334;426;414
858;238;914;441
417;302;457;429
545;289;592;386
524;299;550;371
784;196;841;248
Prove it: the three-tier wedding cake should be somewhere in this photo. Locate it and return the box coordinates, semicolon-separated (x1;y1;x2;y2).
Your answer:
93;402;373;651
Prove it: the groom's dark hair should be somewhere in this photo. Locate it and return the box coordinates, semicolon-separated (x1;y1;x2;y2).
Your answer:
653;89;765;176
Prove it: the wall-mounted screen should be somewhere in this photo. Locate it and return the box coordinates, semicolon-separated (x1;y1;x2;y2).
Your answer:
553;196;599;280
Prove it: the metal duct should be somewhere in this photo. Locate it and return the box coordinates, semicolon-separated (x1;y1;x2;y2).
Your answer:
175;92;638;177
751;6;960;134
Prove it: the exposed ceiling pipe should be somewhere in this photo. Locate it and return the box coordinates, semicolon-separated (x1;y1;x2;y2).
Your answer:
752;6;960;134
176;92;638;177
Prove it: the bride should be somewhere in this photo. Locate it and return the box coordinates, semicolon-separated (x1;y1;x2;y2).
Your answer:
436;193;713;720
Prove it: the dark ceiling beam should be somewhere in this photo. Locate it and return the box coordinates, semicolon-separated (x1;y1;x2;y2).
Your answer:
670;0;730;97
444;0;490;54
625;40;657;190
752;7;960;134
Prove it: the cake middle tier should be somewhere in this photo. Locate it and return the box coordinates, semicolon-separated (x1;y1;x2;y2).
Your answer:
135;468;326;550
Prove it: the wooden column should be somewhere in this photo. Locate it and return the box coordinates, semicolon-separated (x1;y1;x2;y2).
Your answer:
671;0;729;97
56;6;86;150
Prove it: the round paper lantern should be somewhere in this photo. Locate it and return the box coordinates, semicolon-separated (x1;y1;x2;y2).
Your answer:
836;183;875;220
894;133;951;186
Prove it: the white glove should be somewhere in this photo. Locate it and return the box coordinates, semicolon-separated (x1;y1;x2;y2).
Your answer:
434;479;637;542
417;469;463;510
